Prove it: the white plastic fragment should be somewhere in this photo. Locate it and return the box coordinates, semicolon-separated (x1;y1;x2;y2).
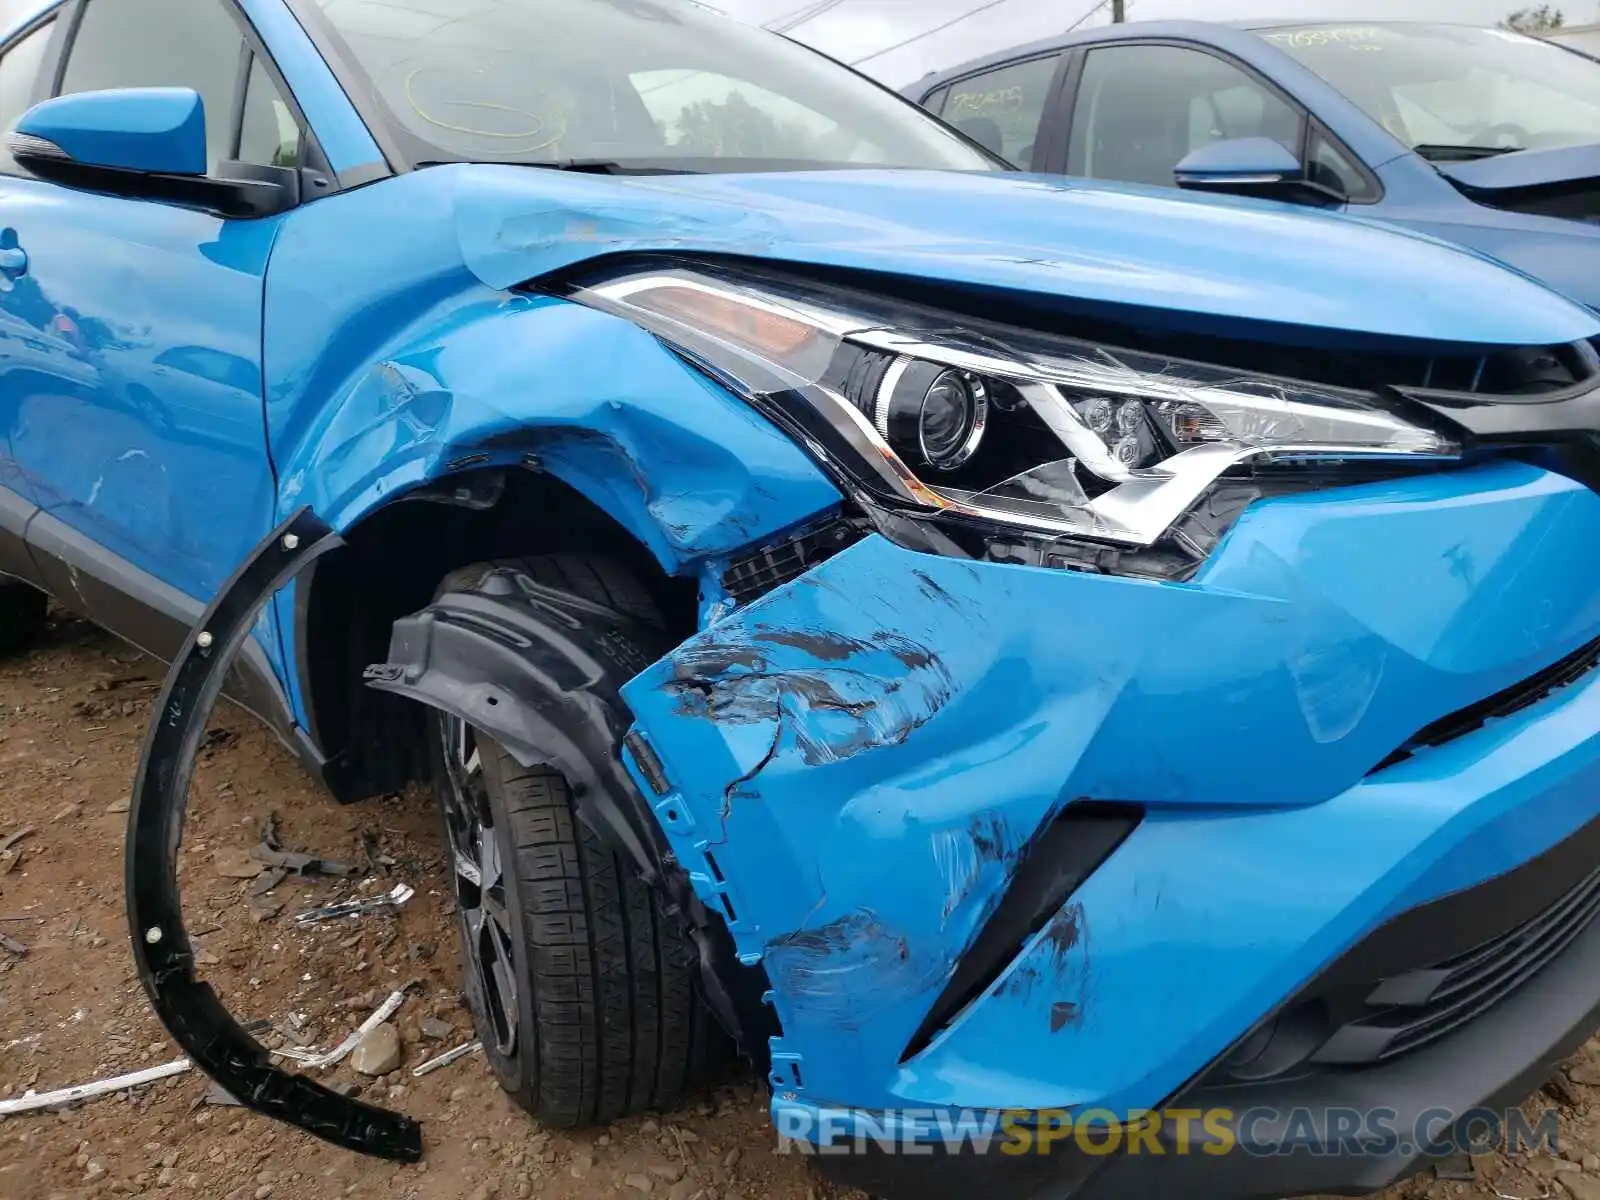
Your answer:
411;1040;481;1078
0;1057;191;1116
270;989;405;1070
292;883;415;925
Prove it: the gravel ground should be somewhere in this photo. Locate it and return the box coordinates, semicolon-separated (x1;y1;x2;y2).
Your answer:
0;610;1598;1200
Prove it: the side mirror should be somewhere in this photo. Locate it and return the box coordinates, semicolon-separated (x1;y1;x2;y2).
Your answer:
13;87;208;176
1174;137;1305;192
9;88;297;218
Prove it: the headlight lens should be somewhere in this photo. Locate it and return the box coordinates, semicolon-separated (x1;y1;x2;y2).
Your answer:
876;362;988;471
572;267;1459;548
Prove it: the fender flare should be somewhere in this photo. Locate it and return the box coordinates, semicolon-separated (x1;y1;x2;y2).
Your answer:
364;574;776;1062
125;508;424;1161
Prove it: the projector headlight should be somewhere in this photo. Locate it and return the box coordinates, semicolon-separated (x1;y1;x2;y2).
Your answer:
570;267;1459;549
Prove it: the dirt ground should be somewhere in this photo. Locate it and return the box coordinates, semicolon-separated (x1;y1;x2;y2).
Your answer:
1;611;1599;1200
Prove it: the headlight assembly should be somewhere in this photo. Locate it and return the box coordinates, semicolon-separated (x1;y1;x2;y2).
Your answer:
569;266;1461;554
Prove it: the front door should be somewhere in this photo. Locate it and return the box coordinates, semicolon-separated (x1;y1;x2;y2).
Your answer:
0;0;305;659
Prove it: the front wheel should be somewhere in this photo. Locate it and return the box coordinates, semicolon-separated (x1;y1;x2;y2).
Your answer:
428;556;729;1126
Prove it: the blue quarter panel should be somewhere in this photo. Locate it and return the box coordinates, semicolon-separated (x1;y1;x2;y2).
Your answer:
260;170;839;549
619;460;1600;1120
257;167;842;722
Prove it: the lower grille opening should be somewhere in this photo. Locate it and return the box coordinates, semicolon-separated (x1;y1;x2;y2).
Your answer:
1374;633;1600;772
1315;864;1600;1065
1212;814;1600;1085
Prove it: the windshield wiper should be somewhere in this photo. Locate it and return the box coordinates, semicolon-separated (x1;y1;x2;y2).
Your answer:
1413;144;1521;163
416;158;698;176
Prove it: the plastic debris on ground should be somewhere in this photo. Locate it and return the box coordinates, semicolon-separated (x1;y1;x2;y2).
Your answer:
0;1058;192;1116
411;1040;482;1078
269;990;406;1070
294;883;415;925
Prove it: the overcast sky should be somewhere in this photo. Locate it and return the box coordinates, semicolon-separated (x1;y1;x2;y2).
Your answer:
716;0;1595;85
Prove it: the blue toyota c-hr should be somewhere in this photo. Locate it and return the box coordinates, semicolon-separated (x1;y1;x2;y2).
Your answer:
0;1;1596;1198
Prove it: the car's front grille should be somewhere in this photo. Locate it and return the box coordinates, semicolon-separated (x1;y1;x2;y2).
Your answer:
1312;863;1600;1065
1374;633;1600;772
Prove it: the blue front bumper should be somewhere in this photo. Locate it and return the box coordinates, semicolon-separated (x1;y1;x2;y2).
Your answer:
620;459;1600;1159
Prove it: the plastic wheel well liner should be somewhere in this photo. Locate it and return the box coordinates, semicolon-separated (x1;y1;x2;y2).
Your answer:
362;567;776;1064
124;507;424;1162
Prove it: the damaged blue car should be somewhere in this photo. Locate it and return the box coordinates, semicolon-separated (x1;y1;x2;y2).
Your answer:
3;1;1599;1198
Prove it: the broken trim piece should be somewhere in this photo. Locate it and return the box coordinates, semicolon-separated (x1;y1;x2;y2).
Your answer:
0;1058;193;1116
125;507;424;1163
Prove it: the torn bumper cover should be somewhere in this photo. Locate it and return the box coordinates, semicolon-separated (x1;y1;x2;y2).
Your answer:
614;458;1600;1199
124;508;423;1162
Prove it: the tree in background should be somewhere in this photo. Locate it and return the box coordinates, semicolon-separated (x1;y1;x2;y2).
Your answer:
670;92;825;158
1502;5;1565;31
674;93;779;155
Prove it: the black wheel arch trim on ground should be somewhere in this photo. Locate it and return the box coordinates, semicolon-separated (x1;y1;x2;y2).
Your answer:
124;506;424;1162
363;573;777;1067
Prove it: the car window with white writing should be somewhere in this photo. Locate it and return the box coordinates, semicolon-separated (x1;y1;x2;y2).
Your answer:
942;56;1059;169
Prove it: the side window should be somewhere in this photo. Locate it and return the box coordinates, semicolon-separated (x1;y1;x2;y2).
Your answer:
943;55;1060;169
0;20;55;172
238;54;303;168
58;0;244;174
1068;44;1305;188
1307;124;1377;203
922;85;950;117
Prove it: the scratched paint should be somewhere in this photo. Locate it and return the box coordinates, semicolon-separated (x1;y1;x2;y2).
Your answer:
621;467;1600;1120
664;626;953;776
997;902;1092;1035
765;909;947;1031
932;814;1012;924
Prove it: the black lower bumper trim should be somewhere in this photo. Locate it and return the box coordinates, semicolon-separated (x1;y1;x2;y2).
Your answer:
124;507;423;1162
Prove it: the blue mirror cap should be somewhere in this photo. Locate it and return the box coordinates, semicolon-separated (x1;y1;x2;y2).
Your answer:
13;87;207;176
1175;136;1303;183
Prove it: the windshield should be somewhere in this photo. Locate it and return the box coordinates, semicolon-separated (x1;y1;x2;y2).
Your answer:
1263;23;1600;159
301;0;997;174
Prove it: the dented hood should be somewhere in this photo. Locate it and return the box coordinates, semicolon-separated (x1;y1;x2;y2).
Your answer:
452;164;1600;347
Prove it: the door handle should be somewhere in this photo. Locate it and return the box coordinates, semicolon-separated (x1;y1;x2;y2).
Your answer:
0;245;26;275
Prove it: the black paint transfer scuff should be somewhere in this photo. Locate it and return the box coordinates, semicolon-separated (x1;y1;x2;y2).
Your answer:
996;901;1092;1033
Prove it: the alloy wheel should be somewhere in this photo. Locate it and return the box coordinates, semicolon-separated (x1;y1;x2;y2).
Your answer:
437;714;519;1058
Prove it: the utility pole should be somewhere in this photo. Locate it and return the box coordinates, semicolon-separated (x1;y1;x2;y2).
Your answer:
1111;0;1125;20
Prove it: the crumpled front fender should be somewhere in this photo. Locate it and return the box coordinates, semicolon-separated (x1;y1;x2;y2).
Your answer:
275;292;840;573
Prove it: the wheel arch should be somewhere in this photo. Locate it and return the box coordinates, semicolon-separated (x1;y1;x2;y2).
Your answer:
279;292;842;800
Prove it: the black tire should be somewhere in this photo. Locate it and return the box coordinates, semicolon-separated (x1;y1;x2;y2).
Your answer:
0;584;47;657
429;555;729;1127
